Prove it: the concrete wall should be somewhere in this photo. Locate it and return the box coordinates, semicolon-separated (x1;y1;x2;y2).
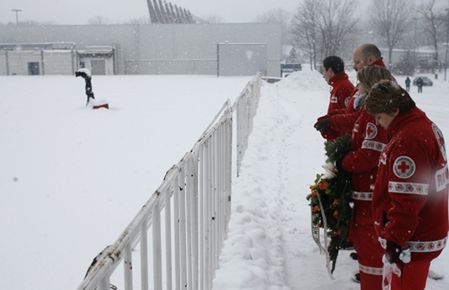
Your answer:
218;43;267;76
79;55;114;75
43;50;75;75
0;23;282;76
0;51;7;75
7;50;42;75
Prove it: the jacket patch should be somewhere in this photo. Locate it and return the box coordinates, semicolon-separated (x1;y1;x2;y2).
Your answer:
352;191;373;201
393;156;416;179
408;237;447;253
432;123;447;162
435;164;449;192
362;140;386;152
388;181;429;195
365;122;378;140
359;263;383;276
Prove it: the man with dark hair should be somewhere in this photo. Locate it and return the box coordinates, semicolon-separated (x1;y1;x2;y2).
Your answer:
315;44;387;138
322;56;355;115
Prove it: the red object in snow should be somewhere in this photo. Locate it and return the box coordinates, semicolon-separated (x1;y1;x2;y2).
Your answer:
93;103;109;110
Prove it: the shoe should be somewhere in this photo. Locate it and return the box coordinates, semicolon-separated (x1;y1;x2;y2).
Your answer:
349;252;358;260
351;272;360;283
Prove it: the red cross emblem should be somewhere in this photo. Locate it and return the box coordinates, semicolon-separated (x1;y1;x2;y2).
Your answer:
365;122;377;140
393;156;416;179
398;161;410;173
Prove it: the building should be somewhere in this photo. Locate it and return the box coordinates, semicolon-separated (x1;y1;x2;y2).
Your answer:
0;23;282;76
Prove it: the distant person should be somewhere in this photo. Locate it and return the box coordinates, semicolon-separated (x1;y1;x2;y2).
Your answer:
75;68;95;106
416;77;424;93
405;76;411;92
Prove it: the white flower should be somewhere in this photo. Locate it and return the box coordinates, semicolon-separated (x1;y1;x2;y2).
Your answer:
321;162;336;179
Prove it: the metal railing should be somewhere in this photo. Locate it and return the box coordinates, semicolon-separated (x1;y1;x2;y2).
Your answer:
234;75;261;177
77;74;262;290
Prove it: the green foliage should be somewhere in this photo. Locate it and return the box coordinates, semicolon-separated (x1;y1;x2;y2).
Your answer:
307;135;352;273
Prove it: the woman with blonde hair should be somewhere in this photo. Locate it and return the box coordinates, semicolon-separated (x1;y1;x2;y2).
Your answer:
339;66;393;289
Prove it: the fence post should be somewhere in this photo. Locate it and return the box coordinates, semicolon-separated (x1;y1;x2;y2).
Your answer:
153;200;162;290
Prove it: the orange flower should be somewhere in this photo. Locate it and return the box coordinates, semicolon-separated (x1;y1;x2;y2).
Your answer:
319;181;329;190
312;205;321;213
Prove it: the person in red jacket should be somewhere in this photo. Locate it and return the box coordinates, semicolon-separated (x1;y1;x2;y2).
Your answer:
365;80;448;290
315;44;387;138
317;56;355;140
322;56;355;114
341;67;393;290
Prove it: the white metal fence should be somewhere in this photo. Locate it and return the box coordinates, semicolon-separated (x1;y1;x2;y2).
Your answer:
77;75;262;290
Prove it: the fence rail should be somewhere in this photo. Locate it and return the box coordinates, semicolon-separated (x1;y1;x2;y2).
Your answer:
77;74;262;290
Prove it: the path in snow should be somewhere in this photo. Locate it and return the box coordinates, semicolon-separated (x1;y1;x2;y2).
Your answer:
213;70;449;290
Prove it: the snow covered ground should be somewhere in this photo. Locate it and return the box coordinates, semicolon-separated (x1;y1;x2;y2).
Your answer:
0;75;250;290
1;70;448;290
213;70;449;290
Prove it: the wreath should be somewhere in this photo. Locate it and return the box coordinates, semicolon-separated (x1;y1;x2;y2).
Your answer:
307;135;353;274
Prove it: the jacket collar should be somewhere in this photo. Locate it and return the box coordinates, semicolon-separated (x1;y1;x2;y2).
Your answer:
329;71;349;87
372;58;386;68
386;107;426;140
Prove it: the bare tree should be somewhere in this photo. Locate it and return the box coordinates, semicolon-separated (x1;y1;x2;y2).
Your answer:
369;0;412;69
316;0;358;57
418;0;445;73
256;9;292;45
291;0;357;69
291;0;320;69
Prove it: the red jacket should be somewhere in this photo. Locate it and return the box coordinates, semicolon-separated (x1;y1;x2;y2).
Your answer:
327;72;355;114
342;109;387;225
326;58;388;137
372;107;448;260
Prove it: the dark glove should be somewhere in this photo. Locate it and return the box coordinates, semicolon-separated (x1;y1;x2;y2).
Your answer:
314;117;331;132
385;241;401;263
336;157;345;173
385;241;411;264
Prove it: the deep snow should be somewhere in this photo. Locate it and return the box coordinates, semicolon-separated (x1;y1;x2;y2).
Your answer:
1;70;448;290
0;75;250;290
212;70;449;290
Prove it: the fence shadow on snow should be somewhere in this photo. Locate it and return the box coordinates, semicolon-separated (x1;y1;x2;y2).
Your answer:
77;74;262;290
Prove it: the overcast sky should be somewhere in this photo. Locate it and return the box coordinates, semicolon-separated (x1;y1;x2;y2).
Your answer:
0;0;301;24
